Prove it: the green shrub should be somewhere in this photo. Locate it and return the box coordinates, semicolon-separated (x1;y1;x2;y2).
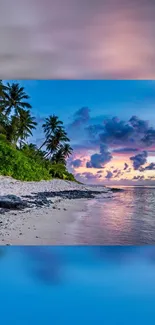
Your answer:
0;140;76;182
49;163;76;181
0;140;51;181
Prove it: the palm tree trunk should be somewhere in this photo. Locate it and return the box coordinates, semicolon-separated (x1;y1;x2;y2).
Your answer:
38;139;47;151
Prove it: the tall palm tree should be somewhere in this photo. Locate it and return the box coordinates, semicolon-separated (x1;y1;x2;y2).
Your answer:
0;111;8;135
3;115;18;144
39;115;64;150
43;115;63;138
61;143;73;158
0;82;32;116
0;80;8;113
51;144;73;165
3;109;37;146
45;128;70;158
51;148;66;165
15;109;37;146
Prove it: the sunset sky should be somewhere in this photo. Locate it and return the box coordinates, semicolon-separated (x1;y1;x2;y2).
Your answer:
1;0;155;79
7;80;155;186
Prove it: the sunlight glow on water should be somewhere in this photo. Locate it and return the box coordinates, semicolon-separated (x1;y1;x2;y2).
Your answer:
69;187;155;244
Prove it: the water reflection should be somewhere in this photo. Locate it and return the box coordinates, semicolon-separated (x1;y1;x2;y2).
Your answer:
69;187;155;244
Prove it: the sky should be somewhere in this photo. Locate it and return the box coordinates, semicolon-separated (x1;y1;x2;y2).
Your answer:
0;0;155;79
6;79;155;186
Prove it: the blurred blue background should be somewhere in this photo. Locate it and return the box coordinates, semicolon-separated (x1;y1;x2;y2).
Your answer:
0;246;155;324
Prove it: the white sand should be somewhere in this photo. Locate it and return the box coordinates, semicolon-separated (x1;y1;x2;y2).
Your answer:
0;176;110;245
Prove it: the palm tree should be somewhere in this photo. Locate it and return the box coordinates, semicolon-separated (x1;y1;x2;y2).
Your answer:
3;109;36;146
0;82;32;116
39;115;64;150
0;80;6;97
43;115;63;138
23;143;38;151
0;80;8;113
51;148;66;165
0;112;8;135
51;144;73;165
61;143;73;158
15;109;37;147
45;128;70;158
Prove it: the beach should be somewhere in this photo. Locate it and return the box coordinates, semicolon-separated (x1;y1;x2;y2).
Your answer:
1;176;155;245
0;176;112;245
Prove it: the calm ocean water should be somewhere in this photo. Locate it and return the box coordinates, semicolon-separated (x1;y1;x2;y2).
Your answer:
0;246;155;324
69;187;155;245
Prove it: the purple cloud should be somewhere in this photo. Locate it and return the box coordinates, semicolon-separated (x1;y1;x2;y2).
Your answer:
78;172;102;182
144;163;155;170
113;148;139;154
114;170;122;178
140;162;155;171
70;107;90;128
130;151;148;170
133;175;144;180
141;129;155;146
124;163;129;170
100;117;134;145
71;159;82;168
105;171;113;180
86;144;112;168
87;115;155;152
129;116;149;133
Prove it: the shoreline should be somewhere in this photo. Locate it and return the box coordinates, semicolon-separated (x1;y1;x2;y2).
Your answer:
0;198;90;245
0;176;117;245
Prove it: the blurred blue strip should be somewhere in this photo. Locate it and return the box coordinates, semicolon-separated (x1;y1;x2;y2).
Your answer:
0;246;155;325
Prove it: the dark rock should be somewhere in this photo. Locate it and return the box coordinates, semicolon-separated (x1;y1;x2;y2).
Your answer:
0;188;119;213
110;188;123;192
0;195;28;210
26;189;112;201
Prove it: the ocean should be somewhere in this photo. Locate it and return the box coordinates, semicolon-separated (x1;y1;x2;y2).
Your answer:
69;187;155;245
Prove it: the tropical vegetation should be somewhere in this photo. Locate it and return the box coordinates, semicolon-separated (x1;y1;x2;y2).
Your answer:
0;80;75;181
